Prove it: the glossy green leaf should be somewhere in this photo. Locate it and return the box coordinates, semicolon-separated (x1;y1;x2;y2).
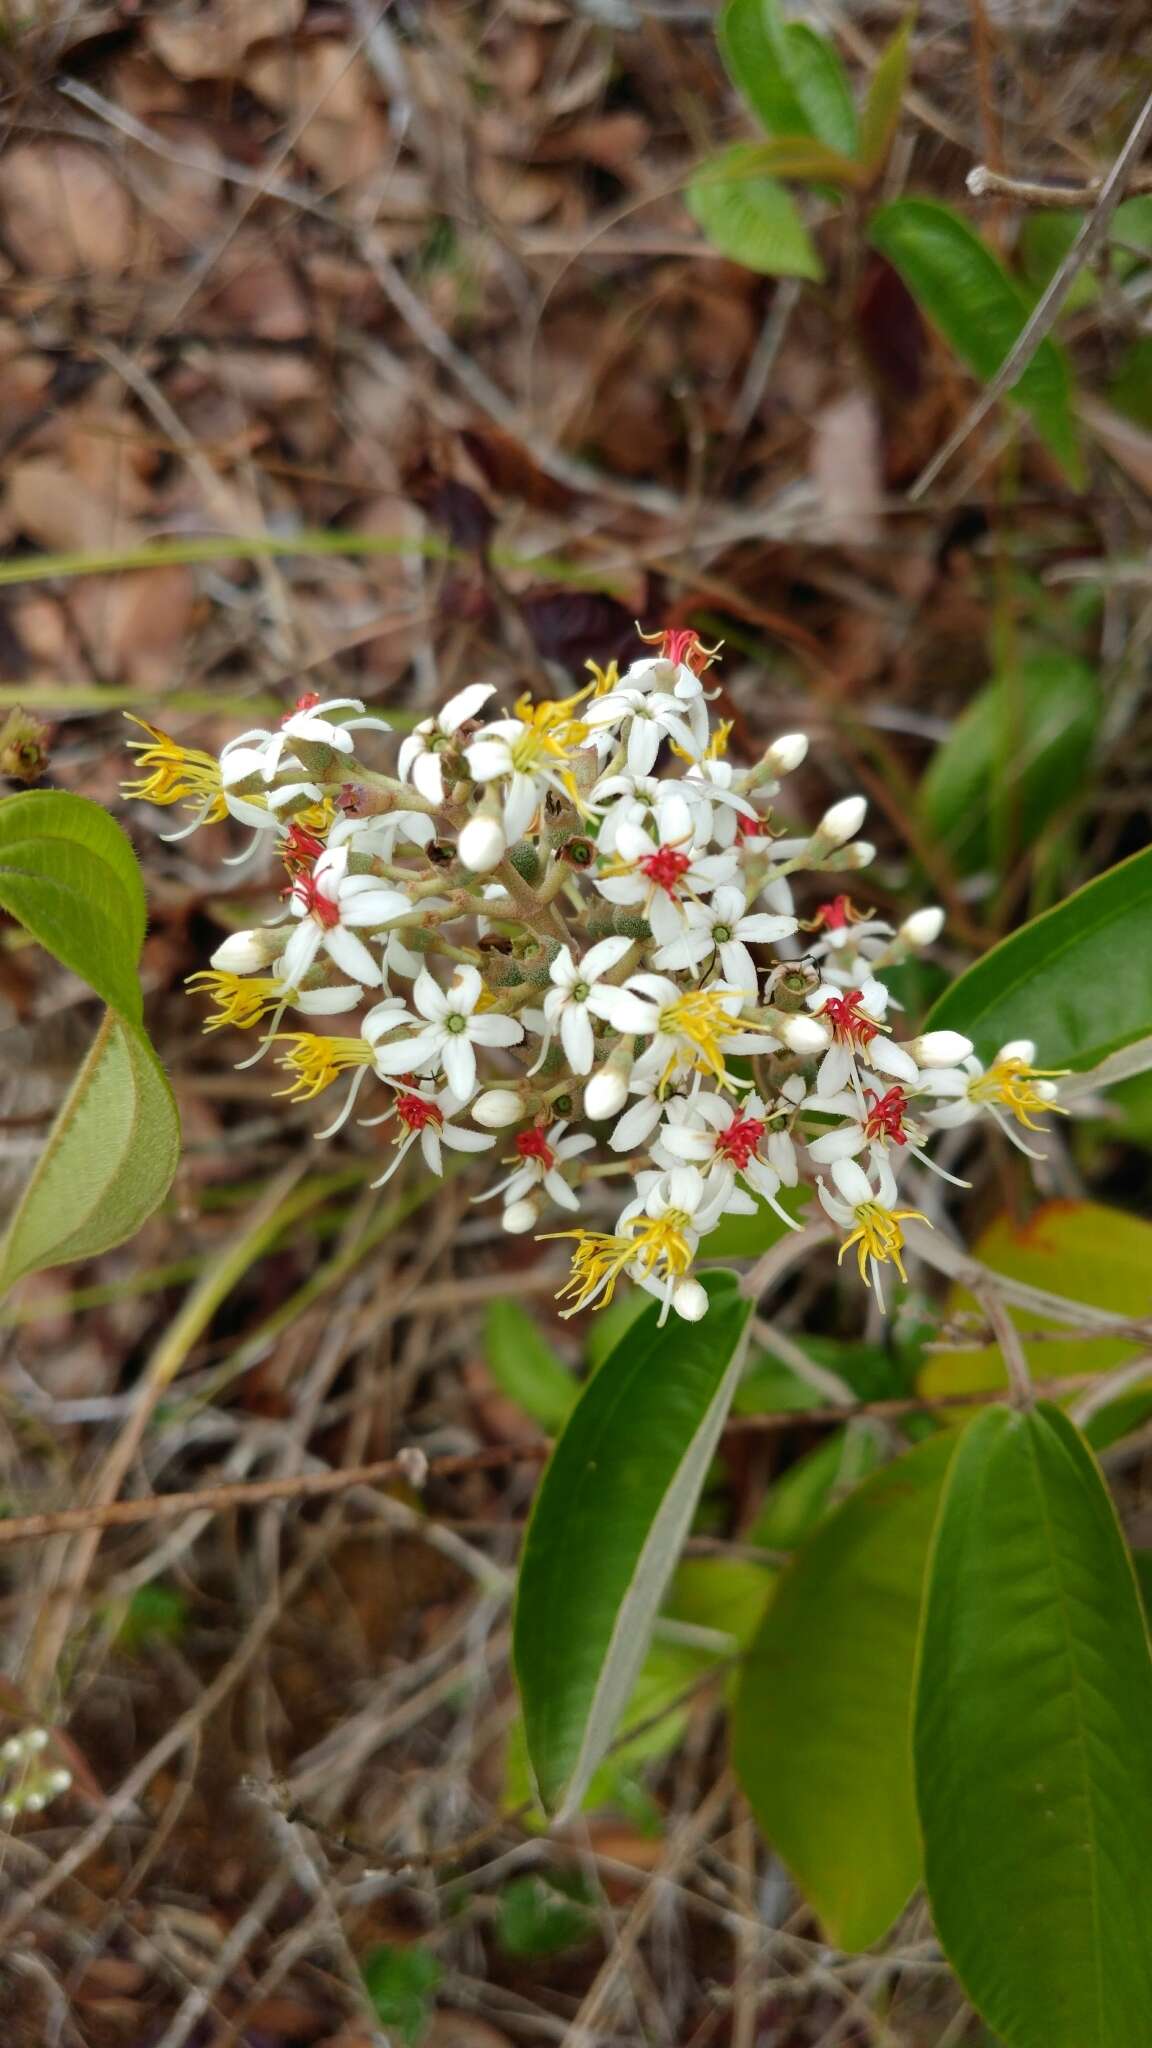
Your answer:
734;1433;955;1949
868;198;1081;480
701;135;865;185
496;1873;593;1959
919;651;1098;875
919;1201;1152;1403
720;0;859;154
746;1420;886;1548
361;1944;441;2047
702;1184;809;1262
1018;212;1099;314
514;1272;752;1817
857;12;913;174
915;1403;1152;2048
0;789;146;1022
926;844;1152;1068
484;1298;576;1431
0;1012;181;1293
688;152;823;279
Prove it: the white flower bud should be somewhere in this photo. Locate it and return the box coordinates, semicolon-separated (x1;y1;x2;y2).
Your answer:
472;1089;525;1130
584;1067;629;1120
765;732;809;776
908;1029;973;1068
899;906;945;948
502;1198;539;1235
778;1015;831;1054
672;1278;708;1322
22;1792;45;1814
815;795;867;848
999;1038;1037;1066
44;1769;72;1798
457;814;506;873
210;928;283;974
24;1729;48;1754
828;839;876;871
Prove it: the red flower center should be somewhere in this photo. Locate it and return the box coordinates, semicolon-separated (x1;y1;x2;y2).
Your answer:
639;845;692;894
281;689;322;727
815;894;855;931
397;1093;444;1132
516;1128;555;1168
282;822;328;875
294;871;341;929
822;987;879;1047
863;1087;908;1145
734;811;766;842
715;1115;766;1169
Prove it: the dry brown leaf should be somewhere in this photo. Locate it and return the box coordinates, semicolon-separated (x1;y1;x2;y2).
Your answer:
210;250;311;342
68;566;198;686
810;389;884;546
247;40;392;187
145;0;305;80
0;144;136;277
474;159;568;226
425;2015;516;2048
7;460;142;555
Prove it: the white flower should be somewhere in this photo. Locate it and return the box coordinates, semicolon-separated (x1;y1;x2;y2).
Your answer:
478;1120;595;1214
361;1082;494;1188
680;758;760;847
805;1081;970;1187
369;964;523;1100
465;716;574;841
597;972;765;1094
585;771;663;853
594;796;738;946
582;688;704;773
922;1039;1065;1159
329;809;435;859
281;846;410;989
228;696;391;784
532;936;633;1075
816;1155;927;1311
808;979;920;1098
654;1089;800;1219
398;682;496;804
652;884;797;992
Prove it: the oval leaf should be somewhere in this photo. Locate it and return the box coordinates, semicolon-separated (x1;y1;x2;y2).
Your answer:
868;198;1081;480
688;152;823;280
857;13;913;175
925;844;1152;1068
918;651;1098;876
720;0;859;155
734;1432;955;1950
0;1012;181;1293
915;1402;1152;2048
514;1272;752;1818
484;1297;576;1431
0;789;145;1021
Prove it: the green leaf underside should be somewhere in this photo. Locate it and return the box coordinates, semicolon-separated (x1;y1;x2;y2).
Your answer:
734;1432;955;1950
915;1404;1152;2048
925;843;1152;1069
484;1297;577;1431
688;154;823;280
868;198;1081;481
0;789;146;1022
720;0;858;155
918;652;1098;876
514;1272;752;1817
857;14;913;174
0;1013;181;1292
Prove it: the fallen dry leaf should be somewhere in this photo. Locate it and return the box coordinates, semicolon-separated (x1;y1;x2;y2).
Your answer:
0;144;137;277
68;566;198;686
7;460;142;555
145;0;305;80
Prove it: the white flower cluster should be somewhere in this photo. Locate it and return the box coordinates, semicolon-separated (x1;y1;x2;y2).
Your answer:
0;1726;72;1822
127;631;1062;1322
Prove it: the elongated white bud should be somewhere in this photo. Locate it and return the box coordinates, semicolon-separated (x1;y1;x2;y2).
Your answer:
824;839;875;871
765;732;809;776
210;928;281;973
908;1029;973;1068
814;795;867;848
672;1278;708;1322
502;1197;539;1234
778;1014;831;1054
899;906;945;948
472;1089;525;1130
584;1067;629;1120
458;813;506;873
999;1038;1038;1066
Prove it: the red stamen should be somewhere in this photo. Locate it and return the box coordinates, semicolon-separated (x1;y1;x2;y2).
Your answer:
735;811;766;842
643;626;718;676
396;1093;444;1132
822;987;879;1047
863;1087;908;1145
293;871;341;929
815;894;854;931
640;845;692;894
282;821;328;875
715;1114;767;1169
516;1128;555;1168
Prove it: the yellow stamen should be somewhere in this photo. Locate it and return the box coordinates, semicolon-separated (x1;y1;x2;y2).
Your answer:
186;971;285;1032
292;797;337;836
657;989;770;1086
585;658;620;697
122;717;226;819
837;1202;929;1288
512;683;594;759
274;1033;374;1102
966;1056;1068;1130
544;1208;695;1316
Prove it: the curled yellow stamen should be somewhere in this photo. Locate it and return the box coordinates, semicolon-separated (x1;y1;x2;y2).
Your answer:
838;1202;929;1288
544;1209;694;1316
186;972;285;1032
122;717;226;819
274;1034;374;1102
967;1057;1069;1131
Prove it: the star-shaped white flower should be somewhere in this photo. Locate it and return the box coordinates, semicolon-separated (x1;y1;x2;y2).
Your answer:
280;845;410;990
651;884;797;992
531;935;634;1076
369;964;524;1101
398;682;496;804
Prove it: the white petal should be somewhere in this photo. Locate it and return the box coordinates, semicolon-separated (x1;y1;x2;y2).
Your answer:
468;1013;525;1049
442;681;497;732
561;1003;595;1075
280;922;323;986
446;964;483;1014
412;753;445;804
414;968;450;1021
324;927;383;986
830;1156;872;1206
442;1034;477;1100
581;934;633;981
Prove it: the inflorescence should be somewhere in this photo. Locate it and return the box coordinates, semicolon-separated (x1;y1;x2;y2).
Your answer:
126;631;1062;1322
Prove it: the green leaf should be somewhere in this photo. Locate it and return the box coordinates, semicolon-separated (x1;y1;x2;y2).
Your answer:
0;1012;181;1293
918;651;1098;876
698;135;865;185
361;1944;441;2047
868;198;1081;480
915;1403;1152;2048
484;1298;576;1431
702;1184;809;1262
857;12;913;174
1109;336;1152;430
1018;212;1099;314
719;0;859;155
688;151;823;279
514;1272;752;1817
0;789;146;1022
734;1432;955;1950
496;1873;594;1958
919;1202;1152;1404
925;844;1152;1069
746;1420;886;1548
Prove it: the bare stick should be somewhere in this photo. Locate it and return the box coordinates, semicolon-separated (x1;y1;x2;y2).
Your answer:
910;91;1152;501
968;164;1152;208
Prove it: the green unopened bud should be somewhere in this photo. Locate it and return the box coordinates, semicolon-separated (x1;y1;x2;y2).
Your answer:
508;840;542;884
0;707;51;783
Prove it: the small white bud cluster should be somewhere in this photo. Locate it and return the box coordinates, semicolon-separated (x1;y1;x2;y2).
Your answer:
127;633;1060;1321
0;1727;72;1821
